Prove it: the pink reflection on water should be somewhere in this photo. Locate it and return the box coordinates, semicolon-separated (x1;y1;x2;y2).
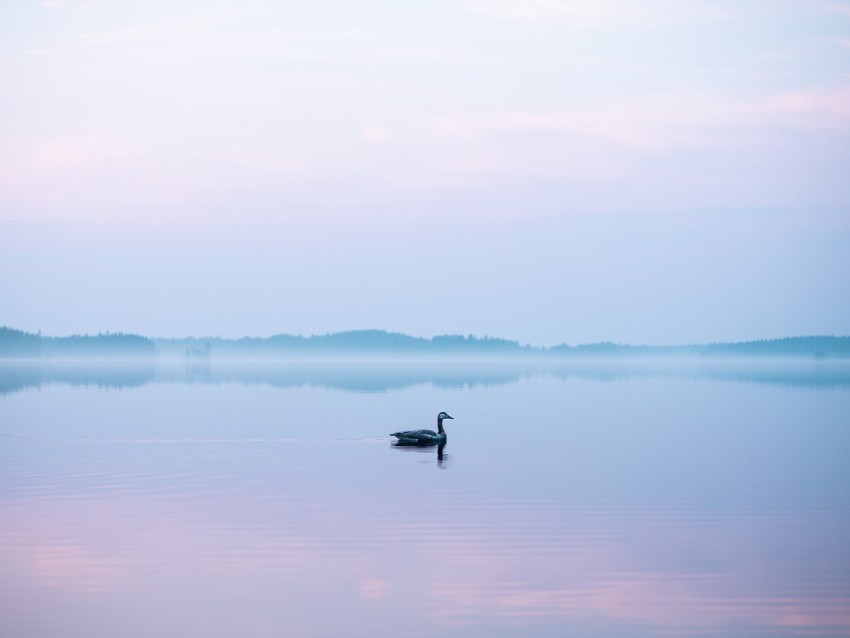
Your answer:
32;543;121;593
491;579;850;632
395;505;850;636
2;494;849;637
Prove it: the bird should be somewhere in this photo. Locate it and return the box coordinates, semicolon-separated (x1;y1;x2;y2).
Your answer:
391;411;454;446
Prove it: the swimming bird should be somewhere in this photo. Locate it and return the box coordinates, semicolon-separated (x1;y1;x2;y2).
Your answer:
391;412;454;446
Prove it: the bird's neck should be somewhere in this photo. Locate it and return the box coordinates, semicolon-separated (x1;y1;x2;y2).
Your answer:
437;417;445;434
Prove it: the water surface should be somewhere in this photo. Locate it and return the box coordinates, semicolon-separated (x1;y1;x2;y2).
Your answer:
1;361;849;637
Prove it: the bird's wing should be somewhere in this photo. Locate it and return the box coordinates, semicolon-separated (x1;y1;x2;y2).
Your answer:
390;429;437;438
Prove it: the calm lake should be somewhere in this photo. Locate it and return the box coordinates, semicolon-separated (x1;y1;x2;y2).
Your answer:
1;360;849;638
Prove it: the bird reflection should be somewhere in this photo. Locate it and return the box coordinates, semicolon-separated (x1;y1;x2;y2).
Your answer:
390;441;449;468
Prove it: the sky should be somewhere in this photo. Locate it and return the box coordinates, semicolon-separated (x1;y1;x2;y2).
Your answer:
1;0;849;346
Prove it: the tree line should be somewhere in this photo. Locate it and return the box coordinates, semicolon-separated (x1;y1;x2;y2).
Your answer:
0;327;156;358
2;326;849;359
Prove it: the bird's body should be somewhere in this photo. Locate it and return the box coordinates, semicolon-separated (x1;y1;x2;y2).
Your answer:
391;412;453;446
391;428;445;446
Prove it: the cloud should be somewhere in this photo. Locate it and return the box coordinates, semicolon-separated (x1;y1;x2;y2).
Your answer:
42;0;98;9
465;0;735;26
428;85;850;153
33;136;128;171
359;124;391;145
764;86;850;127
466;0;622;24
822;1;850;17
412;84;850;203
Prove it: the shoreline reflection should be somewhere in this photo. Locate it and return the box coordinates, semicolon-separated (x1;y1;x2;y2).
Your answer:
2;359;850;395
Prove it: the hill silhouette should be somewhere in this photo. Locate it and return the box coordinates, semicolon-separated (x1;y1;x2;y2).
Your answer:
1;326;849;360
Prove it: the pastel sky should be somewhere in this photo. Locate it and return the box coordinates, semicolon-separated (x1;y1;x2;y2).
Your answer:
1;0;849;345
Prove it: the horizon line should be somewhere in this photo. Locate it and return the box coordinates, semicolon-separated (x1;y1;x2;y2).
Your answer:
2;325;849;350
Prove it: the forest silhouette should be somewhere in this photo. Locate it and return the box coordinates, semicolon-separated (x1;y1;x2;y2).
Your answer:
2;326;849;360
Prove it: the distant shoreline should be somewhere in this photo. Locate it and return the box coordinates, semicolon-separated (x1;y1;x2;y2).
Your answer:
2;326;849;361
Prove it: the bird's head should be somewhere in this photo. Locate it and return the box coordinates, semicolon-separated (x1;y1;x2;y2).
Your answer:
438;411;454;421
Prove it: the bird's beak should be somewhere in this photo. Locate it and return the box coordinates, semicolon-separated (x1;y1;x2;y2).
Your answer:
445;414;454;420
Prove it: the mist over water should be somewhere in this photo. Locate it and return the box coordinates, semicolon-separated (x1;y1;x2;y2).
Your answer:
3;358;850;395
2;360;848;637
